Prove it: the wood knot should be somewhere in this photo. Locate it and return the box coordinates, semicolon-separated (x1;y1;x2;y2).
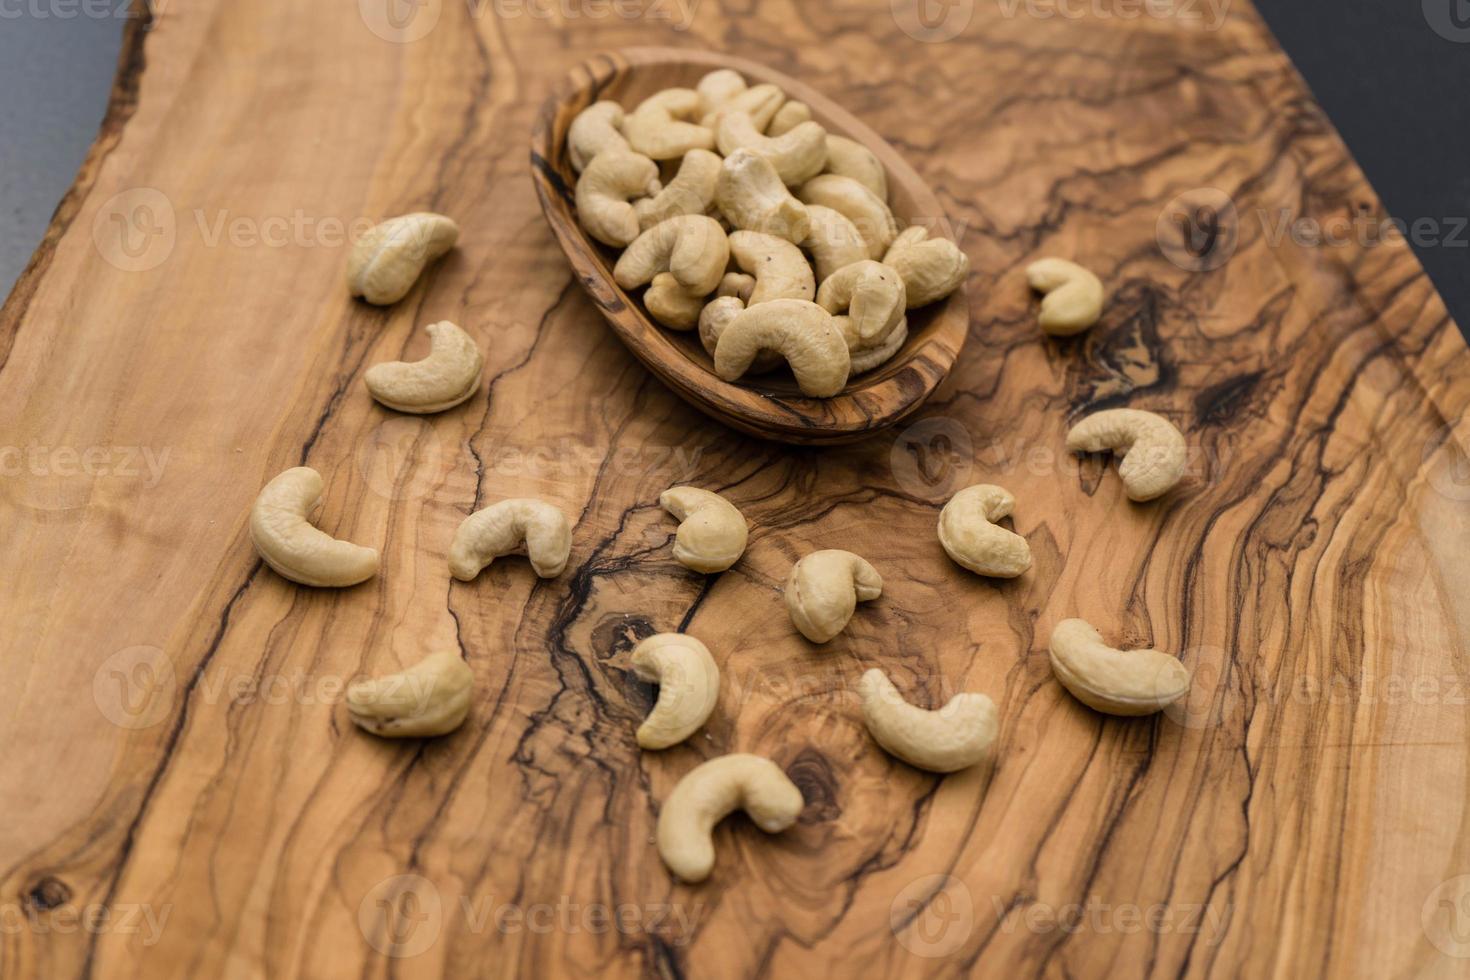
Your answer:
786;748;840;823
25;876;71;911
591;614;657;662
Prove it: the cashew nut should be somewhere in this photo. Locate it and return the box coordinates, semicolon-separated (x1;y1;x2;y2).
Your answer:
655;754;804;883
767;100;811;136
347;651;473;738
784;549;882;643
715;149;811;244
845;317;907;374
727;230;815;304
347;213;459;306
823;134;887;201
613;215;729;296
363;321;483;414
659;486;748;573
716;113;828;186
623;88;716;160
699;82;784;131
1048;618;1190;716
1027;257;1103;336
249;467;379;587
802;205;869;283
695;69;748;117
882;226;969;308
574;149;661;247
713;299;850;397
631;633;720;749
859;669;998;772
699;295;780;373
448;498;571;580
797;175;897;260
644;273;706;330
1066;408;1186;502
717;271;755;302
567;100;630;172
815;259;905;342
937;484;1030;578
634;149;722;231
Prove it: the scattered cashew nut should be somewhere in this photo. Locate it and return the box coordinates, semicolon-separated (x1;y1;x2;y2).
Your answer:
613;215;729;296
1048;618;1190;716
715;149;811;244
784;549;882;643
634;149;722;230
659;486;748;573
937;483;1031;578
859;668;998;772
622;89;715;160
249;467;379;587
883;226;968;308
567;100;631;172
347;213;459;306
716;112;828;186
798;174;896;259
631;633;721;749
364;321;483;414
728;230;815;304
713;299;850;397
347;651;473;738
1027;258;1103;336
575;149;661;247
1066;408;1186;501
448;498;571;580
655;754;804;882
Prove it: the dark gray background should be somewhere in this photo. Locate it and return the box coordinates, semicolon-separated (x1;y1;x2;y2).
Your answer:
1;3;1467;334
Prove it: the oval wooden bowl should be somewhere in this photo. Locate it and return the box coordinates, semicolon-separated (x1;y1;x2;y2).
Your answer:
530;48;969;446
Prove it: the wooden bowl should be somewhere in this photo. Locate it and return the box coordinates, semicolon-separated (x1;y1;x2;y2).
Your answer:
530;48;970;446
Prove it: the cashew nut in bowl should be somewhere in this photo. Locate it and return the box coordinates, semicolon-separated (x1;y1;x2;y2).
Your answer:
1048;618;1190;716
659;486;748;573
634;149;722;231
797;175;897;259
802;205;870;283
622;88;715;160
613;215;729;296
715;149;811;244
644;273;706;330
1066;408;1186;501
699;296;781;373
567;100;630;172
347;651;473;738
364;321;483;414
656;754;804;883
449;498;571;580
937;483;1031;578
822;134;887;201
695;69;747;117
717;272;755;302
784;549;882;643
713;299;850;397
727;230;815;304
859;669;998;772
1027;258;1103;336
575;149;661;247
716;112;828;186
347;213;459;306
843;317;907;374
699;82;784;130
767;100;811;136
883;226;969;308
250;467;379;587
630;633;721;749
816;259;905;342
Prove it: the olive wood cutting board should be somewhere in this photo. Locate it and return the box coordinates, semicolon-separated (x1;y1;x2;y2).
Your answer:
2;1;1468;978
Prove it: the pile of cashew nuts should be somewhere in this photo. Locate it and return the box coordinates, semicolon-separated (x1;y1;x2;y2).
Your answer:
568;70;971;396
239;67;1195;884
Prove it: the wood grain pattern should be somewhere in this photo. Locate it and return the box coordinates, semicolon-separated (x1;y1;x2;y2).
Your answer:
531;48;969;444
3;1;1469;978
